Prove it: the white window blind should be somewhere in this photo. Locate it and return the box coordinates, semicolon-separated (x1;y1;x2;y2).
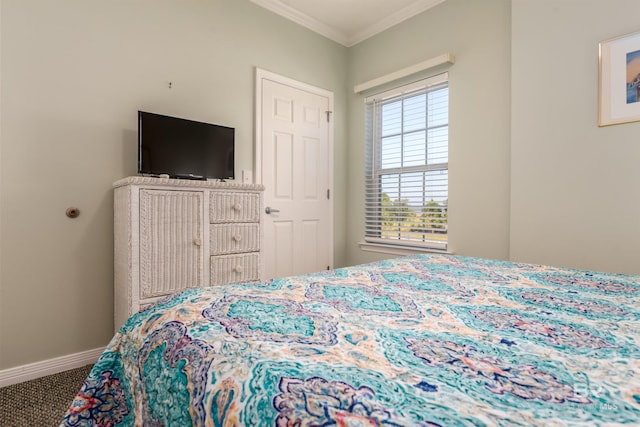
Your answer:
365;73;448;251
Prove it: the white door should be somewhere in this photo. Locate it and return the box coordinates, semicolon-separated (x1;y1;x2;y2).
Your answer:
257;69;333;280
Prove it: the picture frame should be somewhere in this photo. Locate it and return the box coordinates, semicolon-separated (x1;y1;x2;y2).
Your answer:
599;30;640;126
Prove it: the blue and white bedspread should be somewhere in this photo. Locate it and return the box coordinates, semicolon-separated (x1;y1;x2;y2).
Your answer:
61;254;640;426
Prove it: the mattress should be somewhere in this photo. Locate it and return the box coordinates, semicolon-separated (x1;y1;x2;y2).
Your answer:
60;254;640;426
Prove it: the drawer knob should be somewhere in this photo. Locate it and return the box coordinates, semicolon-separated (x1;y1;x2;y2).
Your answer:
232;203;242;211
233;265;244;273
232;234;242;242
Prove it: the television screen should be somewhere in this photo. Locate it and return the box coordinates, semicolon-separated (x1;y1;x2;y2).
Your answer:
138;111;235;180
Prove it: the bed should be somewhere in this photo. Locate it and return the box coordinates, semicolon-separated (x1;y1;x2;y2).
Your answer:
61;254;640;426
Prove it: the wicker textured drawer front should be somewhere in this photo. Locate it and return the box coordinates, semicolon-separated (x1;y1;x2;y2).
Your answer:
210;192;260;223
210;253;260;285
139;189;203;298
210;223;260;255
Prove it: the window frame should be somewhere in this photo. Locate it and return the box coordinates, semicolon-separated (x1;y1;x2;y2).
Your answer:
364;73;449;252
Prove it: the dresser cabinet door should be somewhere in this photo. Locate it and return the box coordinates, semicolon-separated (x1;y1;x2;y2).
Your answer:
139;189;204;298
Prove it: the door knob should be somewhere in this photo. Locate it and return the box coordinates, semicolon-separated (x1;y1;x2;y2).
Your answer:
265;206;280;214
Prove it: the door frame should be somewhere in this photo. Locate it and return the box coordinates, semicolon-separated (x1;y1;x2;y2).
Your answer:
254;68;335;269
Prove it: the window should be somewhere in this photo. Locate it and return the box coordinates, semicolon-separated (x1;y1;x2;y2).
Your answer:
364;73;448;251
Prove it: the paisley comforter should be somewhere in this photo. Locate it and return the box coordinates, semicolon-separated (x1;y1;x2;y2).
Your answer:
61;254;640;426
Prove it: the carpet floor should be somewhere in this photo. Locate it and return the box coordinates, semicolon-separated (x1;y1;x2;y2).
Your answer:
0;364;92;427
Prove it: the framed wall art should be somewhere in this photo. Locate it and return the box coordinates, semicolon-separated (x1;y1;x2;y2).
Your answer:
599;30;640;126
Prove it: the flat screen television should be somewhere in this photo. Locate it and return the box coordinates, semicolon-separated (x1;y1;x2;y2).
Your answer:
138;111;235;180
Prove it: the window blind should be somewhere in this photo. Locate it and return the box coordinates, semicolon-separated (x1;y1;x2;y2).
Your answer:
365;73;449;250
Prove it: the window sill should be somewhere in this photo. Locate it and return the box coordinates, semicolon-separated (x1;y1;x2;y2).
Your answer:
358;241;452;256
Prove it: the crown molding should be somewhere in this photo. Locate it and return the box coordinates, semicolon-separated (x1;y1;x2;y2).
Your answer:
348;0;447;46
250;0;350;46
250;0;446;47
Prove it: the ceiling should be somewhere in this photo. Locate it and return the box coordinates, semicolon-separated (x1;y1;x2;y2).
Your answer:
249;0;446;47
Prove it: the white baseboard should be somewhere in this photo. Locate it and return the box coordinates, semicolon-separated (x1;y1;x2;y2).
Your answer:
0;347;105;388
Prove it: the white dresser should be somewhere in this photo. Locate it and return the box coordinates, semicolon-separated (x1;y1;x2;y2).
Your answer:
113;176;264;330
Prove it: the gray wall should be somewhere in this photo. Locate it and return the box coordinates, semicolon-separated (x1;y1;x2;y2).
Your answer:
510;0;640;274
0;0;348;370
346;0;512;266
345;0;640;276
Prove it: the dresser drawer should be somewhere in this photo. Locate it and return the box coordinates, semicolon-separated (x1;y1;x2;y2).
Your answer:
210;253;260;285
210;223;260;255
210;192;260;223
